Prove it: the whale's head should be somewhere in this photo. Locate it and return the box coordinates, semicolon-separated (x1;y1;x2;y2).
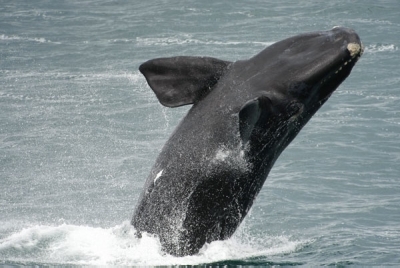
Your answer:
279;27;363;117
238;27;363;159
249;26;362;114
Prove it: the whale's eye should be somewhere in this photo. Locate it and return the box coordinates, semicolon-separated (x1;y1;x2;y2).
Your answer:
287;101;304;119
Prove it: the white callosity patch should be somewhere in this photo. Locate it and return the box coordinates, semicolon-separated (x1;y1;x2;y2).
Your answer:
347;43;364;57
154;170;163;184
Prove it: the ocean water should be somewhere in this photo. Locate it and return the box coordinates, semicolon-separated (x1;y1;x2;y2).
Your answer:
1;0;399;266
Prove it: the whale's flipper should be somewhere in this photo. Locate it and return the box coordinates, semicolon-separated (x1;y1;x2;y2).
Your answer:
139;56;231;107
239;96;272;145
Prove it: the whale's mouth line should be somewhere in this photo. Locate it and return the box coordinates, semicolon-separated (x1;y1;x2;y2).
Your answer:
286;40;364;130
320;42;363;87
314;41;363;106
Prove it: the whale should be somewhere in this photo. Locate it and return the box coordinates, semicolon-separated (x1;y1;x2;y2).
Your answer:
132;27;363;256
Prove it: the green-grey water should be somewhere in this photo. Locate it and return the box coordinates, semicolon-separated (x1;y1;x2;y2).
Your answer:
1;0;399;266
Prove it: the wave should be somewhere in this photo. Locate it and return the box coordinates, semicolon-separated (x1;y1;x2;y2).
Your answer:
0;221;309;266
0;70;142;82
364;44;397;53
135;35;272;47
0;34;61;44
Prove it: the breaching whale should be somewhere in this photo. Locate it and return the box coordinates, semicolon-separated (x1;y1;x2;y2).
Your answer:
132;27;363;256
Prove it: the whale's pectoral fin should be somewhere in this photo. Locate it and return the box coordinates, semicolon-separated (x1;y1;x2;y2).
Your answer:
239;96;272;145
139;56;231;108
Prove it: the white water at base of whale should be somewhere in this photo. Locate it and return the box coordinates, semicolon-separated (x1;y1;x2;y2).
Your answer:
0;221;308;266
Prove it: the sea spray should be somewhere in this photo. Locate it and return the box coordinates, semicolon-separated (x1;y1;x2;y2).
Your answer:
0;221;308;266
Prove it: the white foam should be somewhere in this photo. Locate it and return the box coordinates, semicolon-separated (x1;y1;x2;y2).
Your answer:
364;44;397;53
0;222;310;266
136;35;272;47
0;34;21;41
0;70;143;84
0;34;60;44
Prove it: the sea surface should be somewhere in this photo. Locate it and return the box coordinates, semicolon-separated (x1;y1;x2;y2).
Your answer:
1;0;399;266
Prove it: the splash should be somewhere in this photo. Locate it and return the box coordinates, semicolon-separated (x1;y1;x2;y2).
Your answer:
212;145;250;173
0;221;309;266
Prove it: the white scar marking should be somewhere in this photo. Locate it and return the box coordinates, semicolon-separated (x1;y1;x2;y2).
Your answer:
154;169;163;183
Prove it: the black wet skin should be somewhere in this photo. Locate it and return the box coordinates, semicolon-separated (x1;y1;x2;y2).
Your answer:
133;27;363;256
